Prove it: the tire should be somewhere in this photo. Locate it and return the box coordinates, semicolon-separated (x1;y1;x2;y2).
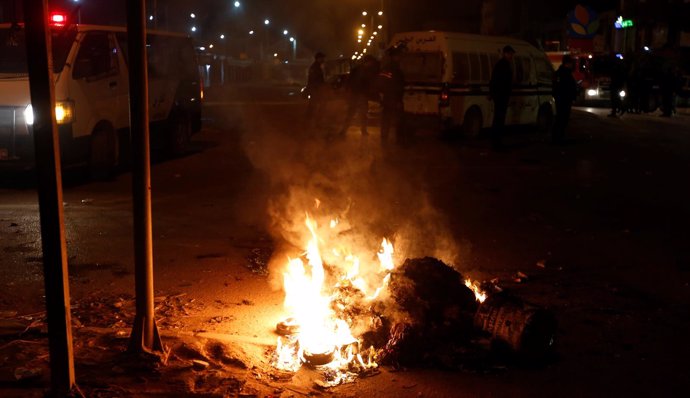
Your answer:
462;107;483;138
168;112;192;156
89;128;118;180
536;105;554;135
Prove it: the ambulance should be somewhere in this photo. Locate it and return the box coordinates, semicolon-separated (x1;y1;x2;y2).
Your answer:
390;31;555;136
0;13;202;176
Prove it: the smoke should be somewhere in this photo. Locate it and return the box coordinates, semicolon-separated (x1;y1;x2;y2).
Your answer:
237;102;464;291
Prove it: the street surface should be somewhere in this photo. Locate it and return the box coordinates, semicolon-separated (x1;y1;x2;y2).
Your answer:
2;85;690;396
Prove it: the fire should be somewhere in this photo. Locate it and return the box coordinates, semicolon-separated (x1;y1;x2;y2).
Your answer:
465;279;487;303
273;213;392;375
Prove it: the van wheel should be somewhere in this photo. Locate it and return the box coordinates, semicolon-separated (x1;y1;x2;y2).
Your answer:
536;105;553;134
89;128;118;180
168;112;191;156
462;107;483;138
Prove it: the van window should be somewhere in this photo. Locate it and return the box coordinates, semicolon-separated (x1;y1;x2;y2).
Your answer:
399;52;443;83
452;52;470;83
480;53;492;84
534;56;553;83
73;32;118;79
514;56;532;85
469;52;481;82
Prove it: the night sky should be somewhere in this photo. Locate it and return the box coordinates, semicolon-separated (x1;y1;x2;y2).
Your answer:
1;0;620;54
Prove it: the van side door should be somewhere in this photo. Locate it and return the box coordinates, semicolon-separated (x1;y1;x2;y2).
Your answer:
70;31;125;141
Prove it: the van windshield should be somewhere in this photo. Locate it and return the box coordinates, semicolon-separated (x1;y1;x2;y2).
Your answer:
399;52;443;83
0;26;76;75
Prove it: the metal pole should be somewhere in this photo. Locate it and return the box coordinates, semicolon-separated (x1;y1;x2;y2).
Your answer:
22;0;81;396
126;0;165;355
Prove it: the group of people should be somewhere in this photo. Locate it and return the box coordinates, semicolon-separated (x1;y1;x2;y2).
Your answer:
608;55;684;118
490;45;577;148
305;47;406;143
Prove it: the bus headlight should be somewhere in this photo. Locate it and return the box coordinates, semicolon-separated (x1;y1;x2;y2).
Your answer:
24;104;34;125
55;101;74;124
23;102;74;126
619;90;626;98
587;89;598;97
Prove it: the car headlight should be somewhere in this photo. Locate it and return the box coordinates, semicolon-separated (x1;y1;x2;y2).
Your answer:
23;101;74;126
55;101;74;124
619;90;626;98
24;104;34;125
587;89;598;97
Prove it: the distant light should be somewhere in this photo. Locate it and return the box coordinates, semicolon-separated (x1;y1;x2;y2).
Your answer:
220;34;225;39
357;39;361;43
352;55;357;60
373;31;378;35
587;89;598;97
284;61;289;64
357;29;364;35
289;37;294;42
615;53;624;60
274;53;278;57
362;11;367;16
191;26;197;32
264;19;270;25
50;12;67;26
209;44;214;49
588;54;593;59
283;30;288;35
199;46;206;51
619;90;626;98
361;24;366;28
363;49;367;53
249;30;254;35
234;1;240;7
643;46;650;51
149;15;153;21
190;13;195;18
378;11;383;16
377;25;383;30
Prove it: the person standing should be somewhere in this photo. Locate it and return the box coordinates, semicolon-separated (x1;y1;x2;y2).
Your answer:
340;55;380;137
378;47;405;144
609;58;626;117
552;55;578;143
489;45;515;149
306;52;327;128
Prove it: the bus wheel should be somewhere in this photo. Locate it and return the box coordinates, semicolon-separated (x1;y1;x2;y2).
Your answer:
89;127;118;180
536;105;553;134
168;112;191;156
462;107;483;138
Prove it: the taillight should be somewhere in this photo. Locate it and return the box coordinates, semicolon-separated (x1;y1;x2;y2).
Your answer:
439;84;450;107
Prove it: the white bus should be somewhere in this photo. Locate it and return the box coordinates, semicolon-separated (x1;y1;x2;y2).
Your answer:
390;31;555;137
0;18;202;176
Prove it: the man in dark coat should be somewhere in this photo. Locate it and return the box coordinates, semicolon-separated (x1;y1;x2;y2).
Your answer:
378;47;405;144
552;55;578;143
489;45;515;149
340;55;380;136
306;52;326;127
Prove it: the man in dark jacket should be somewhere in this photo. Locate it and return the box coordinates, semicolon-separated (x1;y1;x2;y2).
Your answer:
552;55;578;143
340;55;380;136
306;52;326;127
489;45;515;149
378;47;405;144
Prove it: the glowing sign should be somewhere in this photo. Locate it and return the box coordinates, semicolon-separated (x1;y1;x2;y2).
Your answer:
615;16;633;29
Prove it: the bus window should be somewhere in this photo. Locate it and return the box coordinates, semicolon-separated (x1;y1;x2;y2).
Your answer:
452;52;470;83
399;52;443;83
73;32;118;80
469;52;481;83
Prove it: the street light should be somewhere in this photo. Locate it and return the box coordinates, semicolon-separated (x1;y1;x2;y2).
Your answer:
190;13;195;18
191;26;197;32
249;30;254;35
362;11;367;16
234;1;240;7
264;19;270;25
283;29;288;35
220;34;225;39
378;11;383;16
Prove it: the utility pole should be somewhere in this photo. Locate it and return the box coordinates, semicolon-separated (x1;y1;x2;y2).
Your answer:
126;0;165;356
22;0;81;396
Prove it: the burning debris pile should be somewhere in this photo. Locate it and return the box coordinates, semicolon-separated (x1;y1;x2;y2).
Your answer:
269;213;557;386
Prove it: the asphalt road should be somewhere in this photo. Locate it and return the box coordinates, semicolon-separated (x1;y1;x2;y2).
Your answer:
1;88;690;397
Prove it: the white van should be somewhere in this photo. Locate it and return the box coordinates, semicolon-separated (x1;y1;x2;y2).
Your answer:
0;21;202;175
390;31;555;136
